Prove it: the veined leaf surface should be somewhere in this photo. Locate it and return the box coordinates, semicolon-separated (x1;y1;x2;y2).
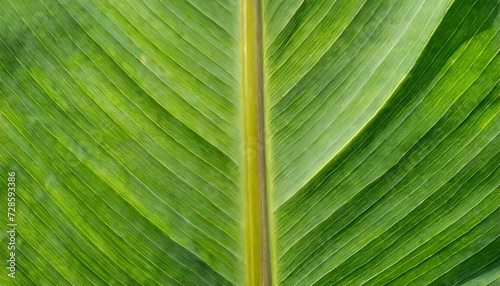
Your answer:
0;0;498;285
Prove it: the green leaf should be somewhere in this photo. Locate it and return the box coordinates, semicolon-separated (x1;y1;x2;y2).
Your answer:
0;0;498;285
267;0;499;284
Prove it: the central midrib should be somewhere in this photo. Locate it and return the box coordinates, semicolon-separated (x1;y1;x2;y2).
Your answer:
241;0;271;285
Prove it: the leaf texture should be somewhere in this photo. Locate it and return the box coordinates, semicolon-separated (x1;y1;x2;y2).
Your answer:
267;0;499;284
0;0;498;285
0;0;243;285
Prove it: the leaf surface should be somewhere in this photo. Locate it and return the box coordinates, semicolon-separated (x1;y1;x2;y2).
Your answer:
0;0;498;285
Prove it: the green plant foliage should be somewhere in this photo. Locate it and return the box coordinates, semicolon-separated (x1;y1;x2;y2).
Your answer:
0;0;498;285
